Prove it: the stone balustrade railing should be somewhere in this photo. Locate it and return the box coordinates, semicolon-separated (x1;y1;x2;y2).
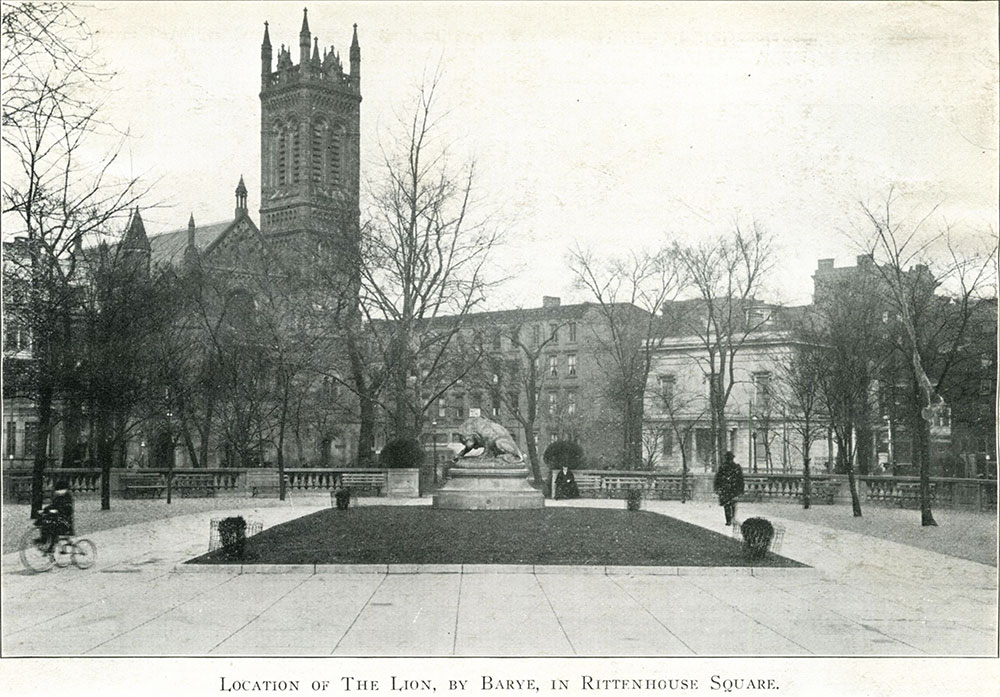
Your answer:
2;466;419;501
4;466;996;511
558;470;997;511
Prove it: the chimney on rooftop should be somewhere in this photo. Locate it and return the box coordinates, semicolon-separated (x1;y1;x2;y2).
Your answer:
542;296;561;308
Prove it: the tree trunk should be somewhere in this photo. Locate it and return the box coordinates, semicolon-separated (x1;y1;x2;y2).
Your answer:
839;438;862;517
96;410;113;510
61;398;82;468
680;445;689;503
198;397;215;467
30;386;54;519
525;436;543;488
277;378;289;501
915;415;937;526
356;394;376;467
801;453;812;510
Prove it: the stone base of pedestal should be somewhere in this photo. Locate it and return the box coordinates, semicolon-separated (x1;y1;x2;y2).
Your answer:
432;461;544;510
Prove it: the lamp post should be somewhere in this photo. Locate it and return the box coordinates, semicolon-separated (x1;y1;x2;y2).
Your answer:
883;414;895;472
431;420;438;484
165;410;174;504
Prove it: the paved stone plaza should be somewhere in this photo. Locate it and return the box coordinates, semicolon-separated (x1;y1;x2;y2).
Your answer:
1;497;995;656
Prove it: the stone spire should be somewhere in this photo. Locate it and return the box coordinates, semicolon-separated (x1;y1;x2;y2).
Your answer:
123;207;150;251
299;8;311;66
261;21;272;85
235;175;248;219
184;213;198;268
349;22;360;88
122;207;150;276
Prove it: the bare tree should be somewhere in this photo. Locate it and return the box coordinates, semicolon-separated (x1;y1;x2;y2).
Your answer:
646;374;706;501
2;2;146;514
79;236;179;509
773;332;830;509
355;77;505;440
671;221;774;470
474;315;569;485
856;190;997;526
569;248;681;469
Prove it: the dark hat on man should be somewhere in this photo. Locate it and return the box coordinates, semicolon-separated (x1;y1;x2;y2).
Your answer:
724;451;735;463
54;478;70;490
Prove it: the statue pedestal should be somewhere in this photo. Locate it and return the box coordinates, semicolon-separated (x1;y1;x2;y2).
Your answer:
432;457;544;510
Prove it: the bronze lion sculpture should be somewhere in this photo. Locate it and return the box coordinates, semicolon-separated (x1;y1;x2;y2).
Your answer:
452;416;524;463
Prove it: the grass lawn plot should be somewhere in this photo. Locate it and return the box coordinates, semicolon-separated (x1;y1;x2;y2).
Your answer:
187;507;806;567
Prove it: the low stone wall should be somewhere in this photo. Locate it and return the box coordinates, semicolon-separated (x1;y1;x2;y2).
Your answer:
554;469;997;511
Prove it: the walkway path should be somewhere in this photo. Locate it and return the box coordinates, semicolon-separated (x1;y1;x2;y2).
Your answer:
2;497;995;656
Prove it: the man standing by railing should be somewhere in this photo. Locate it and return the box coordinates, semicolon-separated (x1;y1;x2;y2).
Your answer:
714;451;745;526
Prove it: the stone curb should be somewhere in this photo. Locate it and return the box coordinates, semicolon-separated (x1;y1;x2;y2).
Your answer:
171;563;814;576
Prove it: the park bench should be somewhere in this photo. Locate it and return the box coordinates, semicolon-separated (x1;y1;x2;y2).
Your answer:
572;473;601;497
122;472;165;499
341;471;386;496
173;473;217;498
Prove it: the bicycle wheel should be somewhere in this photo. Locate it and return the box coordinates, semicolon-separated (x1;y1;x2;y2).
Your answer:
19;527;54;573
71;539;97;570
53;538;74;567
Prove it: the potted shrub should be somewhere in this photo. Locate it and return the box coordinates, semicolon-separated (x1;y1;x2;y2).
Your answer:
333;486;351;509
625;487;643;512
740;517;775;560
218;516;248;560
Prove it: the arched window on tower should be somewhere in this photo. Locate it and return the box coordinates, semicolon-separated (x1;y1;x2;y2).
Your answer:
328;123;345;188
274;121;287;187
289;119;301;184
311;117;327;186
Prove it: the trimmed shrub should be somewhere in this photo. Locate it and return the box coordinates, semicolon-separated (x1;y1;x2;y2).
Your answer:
379;438;425;469
543;440;584;470
625;488;643;512
218;516;247;560
740;517;775;560
334;487;351;510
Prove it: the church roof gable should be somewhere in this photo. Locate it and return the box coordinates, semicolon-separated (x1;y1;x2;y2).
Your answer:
148;220;233;266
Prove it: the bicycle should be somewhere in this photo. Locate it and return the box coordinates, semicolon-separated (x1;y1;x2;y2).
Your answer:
19;522;97;573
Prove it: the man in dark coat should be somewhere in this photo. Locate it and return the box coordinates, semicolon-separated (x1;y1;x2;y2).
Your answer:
554;466;579;500
713;451;745;525
36;478;74;552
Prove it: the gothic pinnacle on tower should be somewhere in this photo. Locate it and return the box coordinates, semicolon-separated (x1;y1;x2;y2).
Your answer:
299;8;311;66
235;175;248;219
124;207;150;251
184;213;198;268
261;21;272;84
350;23;360;88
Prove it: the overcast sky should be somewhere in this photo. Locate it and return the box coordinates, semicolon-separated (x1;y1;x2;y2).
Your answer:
76;1;998;307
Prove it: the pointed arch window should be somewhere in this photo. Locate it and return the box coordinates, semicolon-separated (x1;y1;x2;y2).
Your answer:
275;121;287;187
289;119;301;184
311;117;327;186
327;123;345;188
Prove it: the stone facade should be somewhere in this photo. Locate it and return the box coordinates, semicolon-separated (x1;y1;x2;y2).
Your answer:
643;324;836;474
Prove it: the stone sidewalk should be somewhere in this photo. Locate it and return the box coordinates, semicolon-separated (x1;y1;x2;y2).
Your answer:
1;497;995;656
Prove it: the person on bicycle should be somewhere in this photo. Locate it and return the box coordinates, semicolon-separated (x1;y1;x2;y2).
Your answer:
36;478;74;553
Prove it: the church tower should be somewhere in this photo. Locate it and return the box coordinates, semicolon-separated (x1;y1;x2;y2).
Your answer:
258;8;361;256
